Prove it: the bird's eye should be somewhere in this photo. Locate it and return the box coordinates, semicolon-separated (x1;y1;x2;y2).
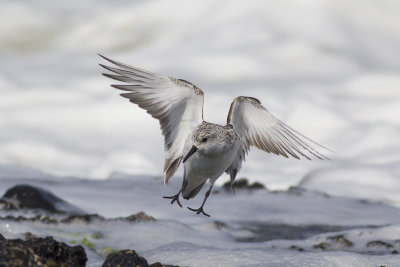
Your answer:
202;137;208;143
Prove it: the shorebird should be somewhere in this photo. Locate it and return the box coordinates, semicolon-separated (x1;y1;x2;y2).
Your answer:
99;55;329;217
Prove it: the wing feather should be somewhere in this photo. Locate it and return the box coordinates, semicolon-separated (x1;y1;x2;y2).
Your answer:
225;96;329;182
100;55;204;184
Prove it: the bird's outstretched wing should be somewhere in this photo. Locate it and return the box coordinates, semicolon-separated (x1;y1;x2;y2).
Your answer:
99;55;204;184
226;96;329;182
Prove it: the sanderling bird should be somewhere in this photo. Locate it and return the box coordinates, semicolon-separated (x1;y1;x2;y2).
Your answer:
100;55;329;217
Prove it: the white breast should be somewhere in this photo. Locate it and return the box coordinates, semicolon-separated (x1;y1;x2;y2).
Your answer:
182;139;241;194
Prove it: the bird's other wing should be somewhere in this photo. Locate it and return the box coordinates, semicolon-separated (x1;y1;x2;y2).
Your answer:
99;55;204;184
225;96;329;182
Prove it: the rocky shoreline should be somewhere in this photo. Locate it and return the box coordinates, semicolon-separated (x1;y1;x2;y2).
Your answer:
0;184;177;267
1;181;399;266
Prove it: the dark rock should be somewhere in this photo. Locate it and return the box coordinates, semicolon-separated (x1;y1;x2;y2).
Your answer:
61;213;106;224
0;212;156;225
0;198;13;210
327;234;353;247
366;240;393;249
249;181;266;190
24;232;35;239
313;242;329;250
0;214;59;224
1;184;84;214
213;220;228;230
0;235;87;267
119;212;155;222
313;235;353;251
232;178;249;189
102;250;178;267
289;245;305;252
149;263;179;267
223;178;266;191
102;249;149;267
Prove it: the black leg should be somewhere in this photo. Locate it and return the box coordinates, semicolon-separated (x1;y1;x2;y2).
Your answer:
231;181;235;195
230;170;237;195
187;185;213;217
163;189;182;208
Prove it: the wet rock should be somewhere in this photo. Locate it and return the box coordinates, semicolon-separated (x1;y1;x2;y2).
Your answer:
24;232;35;239
102;249;149;267
57;212;155;224
1;184;84;214
0;198;13;210
102;249;179;267
248;181;266;190
61;213;106;224
0;212;156;225
149;263;179;267
0;214;58;224
0;235;87;267
313;234;353;251
313;242;330;250
120;211;155;222
289;245;305;252
223;178;266;191
327;234;353;247
366;240;393;249
213;220;229;230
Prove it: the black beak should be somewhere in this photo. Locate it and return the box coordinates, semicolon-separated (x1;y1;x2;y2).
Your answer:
183;145;198;163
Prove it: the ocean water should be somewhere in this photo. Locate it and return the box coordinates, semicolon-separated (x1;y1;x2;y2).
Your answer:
1;173;400;266
1;0;400;266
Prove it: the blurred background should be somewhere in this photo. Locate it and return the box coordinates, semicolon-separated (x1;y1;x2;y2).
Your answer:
1;0;400;204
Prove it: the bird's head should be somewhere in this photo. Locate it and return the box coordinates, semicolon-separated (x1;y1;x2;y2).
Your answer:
183;123;236;163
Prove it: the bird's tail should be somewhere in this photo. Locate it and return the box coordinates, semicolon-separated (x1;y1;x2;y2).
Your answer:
181;172;206;200
182;181;206;200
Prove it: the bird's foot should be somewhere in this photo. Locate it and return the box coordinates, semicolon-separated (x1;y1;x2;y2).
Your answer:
163;193;182;208
187;206;210;217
